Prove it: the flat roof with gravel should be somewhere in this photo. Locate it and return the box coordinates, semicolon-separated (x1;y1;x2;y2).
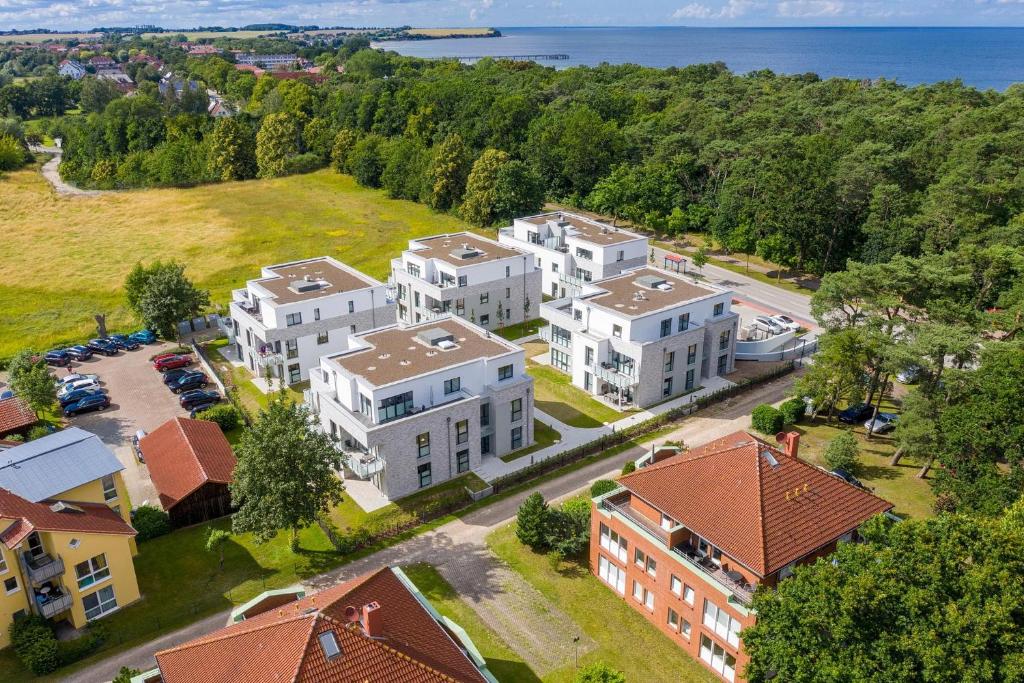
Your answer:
408;232;524;266
332;317;517;387
520;211;645;246
255;257;379;304
584;267;718;317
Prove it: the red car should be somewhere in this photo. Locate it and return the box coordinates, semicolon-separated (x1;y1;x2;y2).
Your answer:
153;355;192;372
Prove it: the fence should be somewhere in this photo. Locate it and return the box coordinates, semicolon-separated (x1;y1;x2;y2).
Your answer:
489;360;796;493
191;339;253;426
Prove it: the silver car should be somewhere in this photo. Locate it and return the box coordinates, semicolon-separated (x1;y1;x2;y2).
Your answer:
864;412;899;434
770;315;801;332
752;315;785;335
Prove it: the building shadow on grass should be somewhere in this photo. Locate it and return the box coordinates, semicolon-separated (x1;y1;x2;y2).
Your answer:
488;658;543;683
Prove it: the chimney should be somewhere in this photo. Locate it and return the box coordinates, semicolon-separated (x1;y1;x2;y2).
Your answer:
783;431;800;459
362;601;383;638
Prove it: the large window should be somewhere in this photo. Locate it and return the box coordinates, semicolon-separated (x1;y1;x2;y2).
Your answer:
444;377;461;395
717;354;729;374
288;364;301;384
408;263;421;278
481;435;491;454
550;324;572;348
719;330;731;350
660;319;672;337
317;331;329;345
101;474;117;501
480;403;490;427
551;348;571;373
598;555;625;594
687;344;698;365
511;398;522;422
83;585;118;620
378;392;414;423
584;346;594;367
456;450;470;473
511;426;523;449
456;298;465;315
286;338;298;359
480;292;489;304
576;247;593;260
0;552;7;574
75;554;110;590
347;300;355;313
599;523;627;562
713;302;724;316
633;581;655;611
456;420;469;445
686;369;696;391
699;634;737;682
610;351;635;376
703;600;742;648
416;433;430;459
285;312;302;327
665;351;675;372
498;364;513;381
417;462;432;488
678;313;690;332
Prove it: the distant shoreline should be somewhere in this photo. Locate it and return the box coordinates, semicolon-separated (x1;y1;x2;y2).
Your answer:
380;28;501;42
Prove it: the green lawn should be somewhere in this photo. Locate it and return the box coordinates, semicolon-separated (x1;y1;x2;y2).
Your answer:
501;419;561;462
202;338;306;414
488;525;717;683
494;319;547;342
402;563;541;683
0;166;470;359
528;364;630;428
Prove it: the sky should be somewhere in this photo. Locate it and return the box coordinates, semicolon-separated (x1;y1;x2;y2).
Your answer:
1;0;1023;32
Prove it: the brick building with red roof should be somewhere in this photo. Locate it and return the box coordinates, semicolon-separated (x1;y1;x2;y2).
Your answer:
0;396;38;438
590;430;893;682
133;565;497;683
138;417;236;527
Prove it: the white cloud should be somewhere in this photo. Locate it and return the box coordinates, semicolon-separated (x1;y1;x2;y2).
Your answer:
672;3;715;18
777;0;844;16
672;0;752;19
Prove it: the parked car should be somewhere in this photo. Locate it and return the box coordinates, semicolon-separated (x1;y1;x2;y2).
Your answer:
751;315;785;335
154;354;192;372
179;389;220;410
87;338;119;356
63;393;110;417
865;412;899;434
151;352;179;362
132;429;147;463
57;378;101;399
65;345;94;361
0;389;13;400
169;372;208;394
130;329;156;344
56;373;99;387
44;350;71;367
108;334;140;351
830;468;870;490
896;365;922;384
189;403;219;418
770;315;801;332
58;387;106;407
161;367;194;385
838;403;874;424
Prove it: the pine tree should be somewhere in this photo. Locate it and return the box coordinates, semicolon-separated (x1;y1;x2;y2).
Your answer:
515;492;549;551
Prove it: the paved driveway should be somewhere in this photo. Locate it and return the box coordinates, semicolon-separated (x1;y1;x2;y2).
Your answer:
62;341;194;508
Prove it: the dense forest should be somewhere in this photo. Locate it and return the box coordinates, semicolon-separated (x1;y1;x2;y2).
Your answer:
39;42;1024;276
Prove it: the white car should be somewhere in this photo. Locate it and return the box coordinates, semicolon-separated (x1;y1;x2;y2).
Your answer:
770;315;801;332
57;378;101;398
55;373;99;387
752;315;785;335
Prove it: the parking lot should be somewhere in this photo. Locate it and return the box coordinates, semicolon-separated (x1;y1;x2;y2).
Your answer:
60;341;196;508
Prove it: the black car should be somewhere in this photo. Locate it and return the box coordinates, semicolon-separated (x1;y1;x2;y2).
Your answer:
838;403;873;424
180;389;220;410
170;372;208;394
108;334;141;351
59;387;106;407
65;345;94;361
161;367;194;385
44;350;71;367
63;393;110;417
87;338;119;356
189;403;219;419
830;468;870;490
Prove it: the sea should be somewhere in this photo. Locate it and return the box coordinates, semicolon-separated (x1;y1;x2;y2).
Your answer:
375;26;1024;90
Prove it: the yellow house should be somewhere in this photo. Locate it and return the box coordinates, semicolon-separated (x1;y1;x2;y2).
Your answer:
0;428;140;649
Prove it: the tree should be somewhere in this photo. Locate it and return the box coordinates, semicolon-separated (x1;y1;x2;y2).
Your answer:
823;430;859;472
575;662;626;683
743;505;1024;683
124;261;210;339
794;329;868;421
779;397;807;425
545;497;591;558
10;363;55;417
0;134;25;171
691;246;708;274
6;349;40;383
348;133;385;187
255;112;301;178
460;149;511;227
493;159;545;223
515;492;549;551
113;667;141;683
330;128;358;173
79;77;122;114
426;133;470;210
207;117;256;181
206;528;231;570
231;397;344;547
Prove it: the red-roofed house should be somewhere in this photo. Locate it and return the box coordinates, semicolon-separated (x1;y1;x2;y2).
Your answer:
139;417;236;527
89;55;116;67
591;430;893;682
0;396;37;438
132;566;498;683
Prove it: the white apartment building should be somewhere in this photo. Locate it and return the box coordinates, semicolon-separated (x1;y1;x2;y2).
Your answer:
391;232;541;332
540;266;739;409
498;212;649;299
229;257;395;385
307;316;534;500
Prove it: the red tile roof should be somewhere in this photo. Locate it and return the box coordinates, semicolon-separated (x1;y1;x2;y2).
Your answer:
140;418;236;510
620;431;893;576
0;397;37;435
155;567;488;683
0;487;136;549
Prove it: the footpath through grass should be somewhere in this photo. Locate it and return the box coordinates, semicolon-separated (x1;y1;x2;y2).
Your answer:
487;525;717;683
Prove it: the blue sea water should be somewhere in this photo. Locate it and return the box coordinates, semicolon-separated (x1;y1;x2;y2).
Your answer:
376;27;1024;90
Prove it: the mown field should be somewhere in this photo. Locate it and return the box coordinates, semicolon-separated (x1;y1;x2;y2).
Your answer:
139;30;276;40
0;32;102;44
0;165;469;358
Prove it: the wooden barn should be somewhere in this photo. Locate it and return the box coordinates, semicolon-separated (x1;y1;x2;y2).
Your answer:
139;417;237;527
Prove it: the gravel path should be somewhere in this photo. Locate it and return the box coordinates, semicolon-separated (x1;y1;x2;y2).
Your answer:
32;146;103;197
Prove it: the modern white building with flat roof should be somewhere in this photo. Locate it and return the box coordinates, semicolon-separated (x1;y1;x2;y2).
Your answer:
306;316;534;500
498;212;649;299
540;266;738;409
229;257;395;385
391;232;541;332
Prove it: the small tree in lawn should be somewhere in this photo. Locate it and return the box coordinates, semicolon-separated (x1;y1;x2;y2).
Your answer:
516;492;549;551
125;260;210;339
824;430;859;472
11;363;56;417
206;528;231;571
575;662;626;683
692;246;708;275
230;397;344;551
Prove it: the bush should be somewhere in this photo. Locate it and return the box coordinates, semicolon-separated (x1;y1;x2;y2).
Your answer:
283;152;322;175
5;433;24;443
114;668;141;683
197;403;242;432
27;424;51;441
575;662;626;683
133;504;172;541
780;398;807;425
56;623;106;666
546;496;591;558
824;430;860;472
515;492;549;551
10;616;59;675
751;404;785;435
590;479;618;497
621;460;636;475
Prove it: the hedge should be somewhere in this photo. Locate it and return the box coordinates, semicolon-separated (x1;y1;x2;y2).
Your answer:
780;397;807;425
133;505;172;541
590;479;619;497
196;403;242;432
751;404;785;435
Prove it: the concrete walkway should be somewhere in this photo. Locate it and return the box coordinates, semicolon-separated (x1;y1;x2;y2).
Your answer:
67;373;794;682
